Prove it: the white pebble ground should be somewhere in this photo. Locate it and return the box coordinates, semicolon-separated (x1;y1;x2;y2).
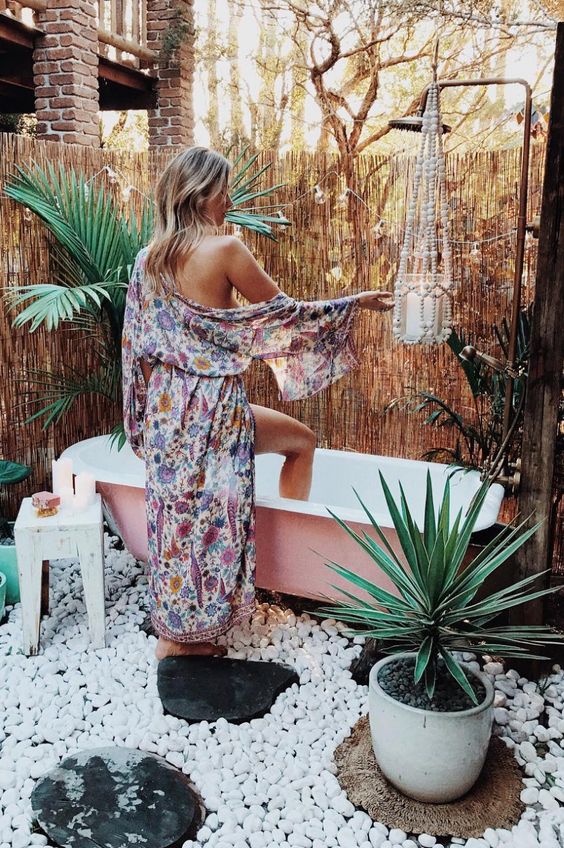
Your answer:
0;532;563;848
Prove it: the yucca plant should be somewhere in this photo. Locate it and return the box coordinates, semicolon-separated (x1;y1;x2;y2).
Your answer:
1;150;290;447
319;472;562;705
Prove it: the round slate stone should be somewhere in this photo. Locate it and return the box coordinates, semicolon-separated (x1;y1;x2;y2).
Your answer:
31;747;201;848
158;656;300;723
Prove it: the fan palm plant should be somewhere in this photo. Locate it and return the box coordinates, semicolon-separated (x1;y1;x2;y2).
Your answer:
319;471;561;705
1;149;290;448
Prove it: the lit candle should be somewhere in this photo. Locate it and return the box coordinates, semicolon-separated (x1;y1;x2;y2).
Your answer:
52;458;73;495
404;291;423;339
74;472;96;510
402;277;446;343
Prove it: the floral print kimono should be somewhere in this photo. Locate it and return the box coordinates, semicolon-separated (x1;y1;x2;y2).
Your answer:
122;247;361;643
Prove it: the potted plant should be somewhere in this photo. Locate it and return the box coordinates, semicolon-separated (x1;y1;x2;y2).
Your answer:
318;472;562;803
0;572;6;624
0;459;32;606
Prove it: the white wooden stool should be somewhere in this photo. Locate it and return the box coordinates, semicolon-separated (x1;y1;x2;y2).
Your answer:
14;493;105;655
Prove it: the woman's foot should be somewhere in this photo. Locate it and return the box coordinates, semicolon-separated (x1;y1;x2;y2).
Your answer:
155;637;227;660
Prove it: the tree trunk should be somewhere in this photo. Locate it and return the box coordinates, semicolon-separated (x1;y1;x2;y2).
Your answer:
289;32;308;151
511;23;564;628
204;0;221;149
228;0;245;147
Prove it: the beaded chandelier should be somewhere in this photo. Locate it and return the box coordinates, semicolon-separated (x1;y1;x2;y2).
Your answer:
392;82;453;345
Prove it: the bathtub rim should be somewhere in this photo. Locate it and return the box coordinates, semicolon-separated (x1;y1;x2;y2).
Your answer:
62;435;505;532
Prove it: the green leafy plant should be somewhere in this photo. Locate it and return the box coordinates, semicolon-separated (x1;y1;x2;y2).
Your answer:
318;471;561;704
159;5;196;62
0;460;32;540
1;152;290;447
386;312;531;469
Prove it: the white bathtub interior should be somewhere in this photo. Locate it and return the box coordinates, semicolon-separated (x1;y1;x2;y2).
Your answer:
62;436;504;533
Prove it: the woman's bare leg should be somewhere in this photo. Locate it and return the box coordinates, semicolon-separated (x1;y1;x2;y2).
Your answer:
251;404;316;501
153;402;313;658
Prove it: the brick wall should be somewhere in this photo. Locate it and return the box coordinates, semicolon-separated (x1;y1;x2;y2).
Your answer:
146;0;194;148
33;0;100;146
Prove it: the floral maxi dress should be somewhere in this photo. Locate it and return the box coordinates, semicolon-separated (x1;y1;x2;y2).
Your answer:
122;247;361;643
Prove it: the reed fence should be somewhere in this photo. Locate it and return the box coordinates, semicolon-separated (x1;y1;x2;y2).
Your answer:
1;133;558;569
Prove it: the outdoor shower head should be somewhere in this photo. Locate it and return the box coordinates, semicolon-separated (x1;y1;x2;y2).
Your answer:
387;115;452;133
459;345;517;376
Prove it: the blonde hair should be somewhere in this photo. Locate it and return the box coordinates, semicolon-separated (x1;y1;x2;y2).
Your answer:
144;146;231;296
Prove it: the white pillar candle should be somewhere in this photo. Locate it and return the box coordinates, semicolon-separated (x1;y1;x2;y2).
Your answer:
404;291;423;339
52;458;73;495
59;485;75;509
74;472;96;510
402;286;446;343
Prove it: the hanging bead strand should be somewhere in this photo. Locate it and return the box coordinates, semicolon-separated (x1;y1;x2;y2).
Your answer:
393;80;454;345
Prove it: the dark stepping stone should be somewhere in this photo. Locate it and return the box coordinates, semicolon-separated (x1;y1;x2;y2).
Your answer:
158;656;299;723
31;747;202;848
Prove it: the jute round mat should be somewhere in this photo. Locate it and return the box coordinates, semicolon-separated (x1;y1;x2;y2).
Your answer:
334;716;524;839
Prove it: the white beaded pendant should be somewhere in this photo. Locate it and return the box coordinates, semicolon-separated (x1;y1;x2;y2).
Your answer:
393;82;453;345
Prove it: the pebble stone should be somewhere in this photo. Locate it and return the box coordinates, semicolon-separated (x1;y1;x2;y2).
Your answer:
0;534;563;848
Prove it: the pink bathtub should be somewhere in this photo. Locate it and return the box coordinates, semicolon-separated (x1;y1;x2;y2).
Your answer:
62;436;505;601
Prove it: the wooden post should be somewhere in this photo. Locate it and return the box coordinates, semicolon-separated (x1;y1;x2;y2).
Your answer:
512;23;564;627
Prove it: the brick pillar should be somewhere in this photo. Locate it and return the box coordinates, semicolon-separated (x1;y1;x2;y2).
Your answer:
33;0;100;146
146;0;195;148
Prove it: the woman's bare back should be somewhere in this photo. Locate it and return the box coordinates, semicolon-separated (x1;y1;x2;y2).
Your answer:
175;235;240;309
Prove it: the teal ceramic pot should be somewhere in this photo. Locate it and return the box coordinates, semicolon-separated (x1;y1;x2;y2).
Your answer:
0;524;19;605
0;571;6;622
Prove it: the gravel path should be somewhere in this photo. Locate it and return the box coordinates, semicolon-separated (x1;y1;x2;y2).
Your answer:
0;531;563;848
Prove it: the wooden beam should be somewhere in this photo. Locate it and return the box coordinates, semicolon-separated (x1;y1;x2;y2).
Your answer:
0;13;36;48
512;22;564;626
97;27;156;62
98;54;154;90
98;55;156;109
0;76;34;110
1;5;157;61
11;0;46;10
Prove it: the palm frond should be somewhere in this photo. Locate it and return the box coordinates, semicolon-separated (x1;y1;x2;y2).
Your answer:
3;153;287;434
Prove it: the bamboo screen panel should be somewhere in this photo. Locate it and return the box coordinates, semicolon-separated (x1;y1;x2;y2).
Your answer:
0;134;551;553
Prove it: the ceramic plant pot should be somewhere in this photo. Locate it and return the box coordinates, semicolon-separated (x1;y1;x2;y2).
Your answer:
0;523;20;605
368;651;494;803
0;571;6;622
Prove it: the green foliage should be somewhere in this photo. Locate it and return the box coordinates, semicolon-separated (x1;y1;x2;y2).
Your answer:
159;5;196;61
0;460;32;539
2;153;290;445
0;113;37;137
386;312;531;469
318;471;562;704
0;460;31;487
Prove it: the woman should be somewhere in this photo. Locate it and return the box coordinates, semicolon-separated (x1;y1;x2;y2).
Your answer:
122;147;393;661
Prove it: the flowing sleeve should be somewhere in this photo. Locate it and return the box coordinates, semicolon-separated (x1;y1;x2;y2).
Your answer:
121;250;147;460
250;294;361;401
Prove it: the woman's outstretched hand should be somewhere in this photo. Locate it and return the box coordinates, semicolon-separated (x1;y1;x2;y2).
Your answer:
355;290;395;311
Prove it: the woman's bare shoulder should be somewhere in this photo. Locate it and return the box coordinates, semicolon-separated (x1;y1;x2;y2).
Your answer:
200;234;243;253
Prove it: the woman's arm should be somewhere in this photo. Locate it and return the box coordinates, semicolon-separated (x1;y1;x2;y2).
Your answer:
224;236;283;303
224;235;394;311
